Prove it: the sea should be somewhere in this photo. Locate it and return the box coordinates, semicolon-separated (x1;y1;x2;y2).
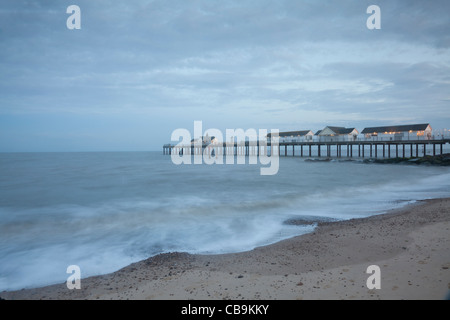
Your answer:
1;151;449;291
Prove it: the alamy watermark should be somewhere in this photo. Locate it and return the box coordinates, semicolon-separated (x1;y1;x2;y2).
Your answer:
66;5;81;30
170;121;280;176
66;265;81;290
367;5;381;30
366;265;381;290
65;4;381;30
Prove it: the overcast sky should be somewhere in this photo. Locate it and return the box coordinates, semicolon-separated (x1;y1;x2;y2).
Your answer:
0;0;449;151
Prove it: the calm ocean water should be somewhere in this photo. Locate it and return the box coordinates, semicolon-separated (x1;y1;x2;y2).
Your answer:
1;151;450;291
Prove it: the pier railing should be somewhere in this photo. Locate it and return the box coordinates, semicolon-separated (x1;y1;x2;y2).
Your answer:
279;135;450;143
163;137;450;159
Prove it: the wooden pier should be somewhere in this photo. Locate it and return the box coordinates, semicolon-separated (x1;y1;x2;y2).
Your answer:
163;139;450;159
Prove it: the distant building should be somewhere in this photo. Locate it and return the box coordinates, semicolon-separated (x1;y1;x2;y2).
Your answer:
315;126;359;142
361;124;432;140
267;130;314;142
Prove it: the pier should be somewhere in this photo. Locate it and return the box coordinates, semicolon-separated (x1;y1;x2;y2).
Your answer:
163;138;450;159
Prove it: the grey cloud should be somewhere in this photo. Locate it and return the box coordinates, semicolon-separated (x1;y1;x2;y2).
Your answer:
0;0;449;150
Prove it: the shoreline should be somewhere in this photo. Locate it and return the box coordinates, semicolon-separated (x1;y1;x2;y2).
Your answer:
1;197;449;300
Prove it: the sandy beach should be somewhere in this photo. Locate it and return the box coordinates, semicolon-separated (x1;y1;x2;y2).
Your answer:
1;197;449;300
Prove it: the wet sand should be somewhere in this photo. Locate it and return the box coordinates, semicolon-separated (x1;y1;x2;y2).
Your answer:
2;198;449;300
